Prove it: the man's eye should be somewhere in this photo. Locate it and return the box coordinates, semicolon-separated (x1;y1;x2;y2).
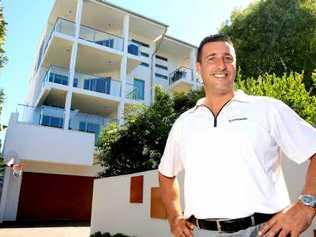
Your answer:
225;57;233;62
207;57;216;62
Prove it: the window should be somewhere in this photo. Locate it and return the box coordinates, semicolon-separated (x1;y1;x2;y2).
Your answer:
155;64;168;70
73;78;78;87
140;62;149;67
49;73;68;85
133;79;145;100
41;115;64;128
79;121;101;141
155;73;168;80
84;77;111;94
131;39;149;48
128;44;139;56
96;38;114;48
155;55;168;61
141;52;149;57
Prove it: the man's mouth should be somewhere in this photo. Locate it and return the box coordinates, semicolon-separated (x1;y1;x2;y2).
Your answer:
211;72;228;78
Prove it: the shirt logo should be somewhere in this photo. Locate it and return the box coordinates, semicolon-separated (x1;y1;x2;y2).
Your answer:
228;117;248;122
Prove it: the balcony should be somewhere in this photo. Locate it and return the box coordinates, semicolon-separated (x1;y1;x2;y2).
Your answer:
40;66;122;96
125;82;145;102
4;106;95;166
42;18;76;59
79;25;124;52
69;112;113;143
79;73;121;98
169;67;194;93
17;104;65;129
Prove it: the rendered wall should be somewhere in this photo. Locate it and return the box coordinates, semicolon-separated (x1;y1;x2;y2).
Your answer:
91;160;316;237
3;113;95;166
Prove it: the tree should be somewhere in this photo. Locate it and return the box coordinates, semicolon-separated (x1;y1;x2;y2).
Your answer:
220;0;316;92
236;73;316;126
0;1;7;69
97;87;177;177
0;1;6;176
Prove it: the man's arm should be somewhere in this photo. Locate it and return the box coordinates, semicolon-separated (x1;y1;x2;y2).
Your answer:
259;154;316;237
159;173;194;237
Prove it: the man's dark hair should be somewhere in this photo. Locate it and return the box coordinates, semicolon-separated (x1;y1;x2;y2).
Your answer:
196;34;234;63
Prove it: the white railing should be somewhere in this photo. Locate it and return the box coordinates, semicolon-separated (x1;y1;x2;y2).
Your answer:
80;25;124;51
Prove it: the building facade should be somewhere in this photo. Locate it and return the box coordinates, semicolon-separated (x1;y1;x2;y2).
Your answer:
0;0;199;222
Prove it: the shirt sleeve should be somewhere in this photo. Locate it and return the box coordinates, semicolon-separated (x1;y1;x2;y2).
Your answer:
158;120;184;177
269;99;316;164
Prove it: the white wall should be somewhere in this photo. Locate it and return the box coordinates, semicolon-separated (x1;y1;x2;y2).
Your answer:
90;170;184;237
91;160;316;237
3;113;95;166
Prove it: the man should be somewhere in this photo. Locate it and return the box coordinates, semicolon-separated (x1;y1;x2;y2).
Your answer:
158;34;316;237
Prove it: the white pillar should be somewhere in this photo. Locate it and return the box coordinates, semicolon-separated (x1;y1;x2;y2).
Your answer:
117;14;130;125
191;48;198;90
0;168;11;222
63;0;83;129
150;45;157;104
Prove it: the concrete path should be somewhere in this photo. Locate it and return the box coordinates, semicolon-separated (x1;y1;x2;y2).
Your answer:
0;226;90;237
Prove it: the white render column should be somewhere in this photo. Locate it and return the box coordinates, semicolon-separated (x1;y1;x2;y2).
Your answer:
117;14;130;125
191;48;198;90
150;44;157;105
0;168;11;222
63;0;83;129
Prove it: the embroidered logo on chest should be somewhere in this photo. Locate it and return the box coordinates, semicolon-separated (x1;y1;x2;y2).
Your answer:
228;117;248;122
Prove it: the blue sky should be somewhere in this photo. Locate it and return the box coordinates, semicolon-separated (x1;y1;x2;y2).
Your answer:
0;0;253;137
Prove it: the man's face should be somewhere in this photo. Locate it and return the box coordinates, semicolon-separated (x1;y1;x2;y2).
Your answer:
196;41;236;95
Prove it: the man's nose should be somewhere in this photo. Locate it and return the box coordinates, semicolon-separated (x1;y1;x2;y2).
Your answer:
217;58;226;70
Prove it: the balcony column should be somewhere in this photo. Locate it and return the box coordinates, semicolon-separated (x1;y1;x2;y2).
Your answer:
191;48;198;90
149;43;156;105
63;0;82;130
117;14;130;125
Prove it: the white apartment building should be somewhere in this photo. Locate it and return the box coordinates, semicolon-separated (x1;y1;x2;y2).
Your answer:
0;0;199;222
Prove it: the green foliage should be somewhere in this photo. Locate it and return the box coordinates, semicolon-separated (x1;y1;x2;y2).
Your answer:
220;0;316;92
236;72;316;126
0;1;7;68
97;74;316;177
97;87;178;177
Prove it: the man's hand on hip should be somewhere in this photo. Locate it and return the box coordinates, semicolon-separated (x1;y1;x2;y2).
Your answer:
170;216;195;237
258;202;316;237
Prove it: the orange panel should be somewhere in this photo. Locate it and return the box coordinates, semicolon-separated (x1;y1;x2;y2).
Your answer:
150;187;167;219
130;175;144;203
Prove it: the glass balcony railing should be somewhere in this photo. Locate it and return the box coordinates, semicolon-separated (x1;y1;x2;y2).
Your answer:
169;67;193;85
16;104;65;129
81;74;121;97
15;104;116;142
42;18;76;58
42;67;69;88
125;82;144;101
41;66;122;97
69;112;109;143
79;25;124;51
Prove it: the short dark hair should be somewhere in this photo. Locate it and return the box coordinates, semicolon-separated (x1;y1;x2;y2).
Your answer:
196;34;234;63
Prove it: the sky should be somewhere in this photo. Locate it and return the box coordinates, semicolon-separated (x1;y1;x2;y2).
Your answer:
0;0;254;138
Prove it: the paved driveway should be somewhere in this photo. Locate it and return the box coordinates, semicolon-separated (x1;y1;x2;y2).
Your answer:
0;226;90;237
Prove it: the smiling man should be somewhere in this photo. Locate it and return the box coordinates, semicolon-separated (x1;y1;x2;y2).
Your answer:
158;34;316;237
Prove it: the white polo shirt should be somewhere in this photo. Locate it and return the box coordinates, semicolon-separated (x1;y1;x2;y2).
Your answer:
158;90;316;219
